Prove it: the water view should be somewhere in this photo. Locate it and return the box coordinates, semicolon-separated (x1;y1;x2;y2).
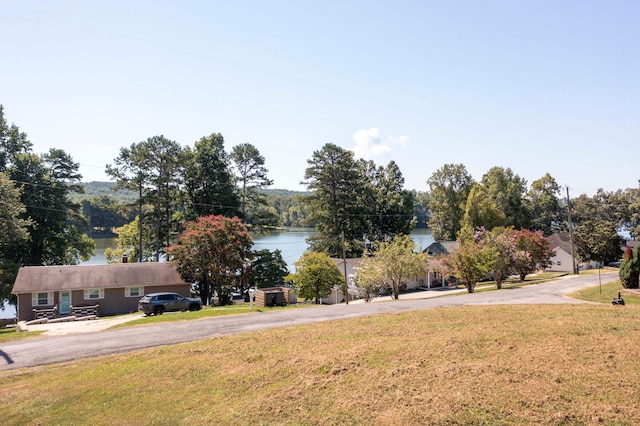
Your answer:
0;228;433;319
85;227;434;271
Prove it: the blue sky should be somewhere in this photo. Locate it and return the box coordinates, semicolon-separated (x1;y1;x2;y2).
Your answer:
1;0;638;196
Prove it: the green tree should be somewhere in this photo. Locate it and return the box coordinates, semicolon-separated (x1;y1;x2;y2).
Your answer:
356;234;426;300
81;195;133;236
0;172;29;302
484;227;516;289
427;164;474;241
622;189;640;239
444;238;496;293
303;143;367;257
7;148;94;266
527;173;562;236
167;215;253;305
0;107;93;302
249;249;289;289
412;190;430;229
512;229;553;281
142;136;186;261
460;184;505;234
287;251;343;304
230;143;274;225
573;220;622;265
184;133;241;219
0;104;32;172
105;216;156;263
353;259;384;302
359;160;415;241
0;172;28;250
480;166;530;229
106;141;152;262
247;205;280;229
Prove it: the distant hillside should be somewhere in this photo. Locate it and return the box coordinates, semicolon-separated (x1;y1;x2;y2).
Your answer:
259;188;312;197
72;182;310;203
70;181;138;203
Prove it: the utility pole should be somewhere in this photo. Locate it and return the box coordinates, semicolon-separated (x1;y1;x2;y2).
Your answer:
341;231;348;304
566;186;578;274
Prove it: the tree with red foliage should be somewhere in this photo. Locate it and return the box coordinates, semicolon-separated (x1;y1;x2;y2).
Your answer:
511;229;553;281
166;215;253;305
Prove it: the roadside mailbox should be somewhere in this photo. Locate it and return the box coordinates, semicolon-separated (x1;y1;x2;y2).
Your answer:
249;287;256;310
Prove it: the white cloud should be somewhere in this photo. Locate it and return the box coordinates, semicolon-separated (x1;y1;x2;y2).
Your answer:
351;128;410;159
388;135;410;146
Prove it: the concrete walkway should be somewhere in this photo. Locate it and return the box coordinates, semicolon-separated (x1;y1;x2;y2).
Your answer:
22;313;144;336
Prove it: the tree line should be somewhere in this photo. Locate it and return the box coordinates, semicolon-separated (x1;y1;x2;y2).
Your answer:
2;102;639;306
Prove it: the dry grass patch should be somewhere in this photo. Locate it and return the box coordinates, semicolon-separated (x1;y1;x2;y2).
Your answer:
3;304;640;425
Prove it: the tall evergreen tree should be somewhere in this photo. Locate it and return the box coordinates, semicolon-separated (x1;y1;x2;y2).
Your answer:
0;171;29;302
141;136;185;261
1;105;93;270
230;143;274;225
106;140;152;262
184;133;241;219
359;160;415;242
303;143;367;257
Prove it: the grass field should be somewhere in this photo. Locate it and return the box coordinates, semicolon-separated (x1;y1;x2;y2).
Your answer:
2;301;640;425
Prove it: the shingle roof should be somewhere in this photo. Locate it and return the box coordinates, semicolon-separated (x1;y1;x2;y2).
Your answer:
546;232;573;255
423;241;459;255
12;263;187;294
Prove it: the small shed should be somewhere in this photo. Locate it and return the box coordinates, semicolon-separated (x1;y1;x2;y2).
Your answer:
255;287;293;308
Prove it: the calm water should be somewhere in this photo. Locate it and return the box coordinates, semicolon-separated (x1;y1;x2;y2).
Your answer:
0;228;433;318
87;228;433;271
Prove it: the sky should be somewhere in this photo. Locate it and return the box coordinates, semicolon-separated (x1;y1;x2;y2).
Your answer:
1;0;638;196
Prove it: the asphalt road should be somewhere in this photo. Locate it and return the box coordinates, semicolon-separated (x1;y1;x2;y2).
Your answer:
0;272;618;371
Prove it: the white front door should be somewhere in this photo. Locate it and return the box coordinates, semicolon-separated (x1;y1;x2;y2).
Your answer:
60;291;71;315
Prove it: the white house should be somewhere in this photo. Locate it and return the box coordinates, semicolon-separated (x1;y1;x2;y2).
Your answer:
545;232;598;272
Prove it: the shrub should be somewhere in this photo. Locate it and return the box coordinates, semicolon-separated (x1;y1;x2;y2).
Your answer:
619;247;639;289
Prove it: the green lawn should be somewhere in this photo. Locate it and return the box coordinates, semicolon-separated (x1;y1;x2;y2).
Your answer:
109;301;316;328
569;278;640;305
3;304;640;425
0;327;43;343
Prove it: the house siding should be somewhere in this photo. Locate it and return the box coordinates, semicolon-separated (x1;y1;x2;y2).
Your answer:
16;284;191;320
13;263;192;321
545;248;574;273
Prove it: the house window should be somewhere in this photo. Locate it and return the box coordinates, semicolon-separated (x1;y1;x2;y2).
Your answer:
557;261;562;266
32;292;53;306
84;289;105;300
125;287;144;298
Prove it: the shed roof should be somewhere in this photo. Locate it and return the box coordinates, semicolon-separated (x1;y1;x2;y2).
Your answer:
12;263;188;294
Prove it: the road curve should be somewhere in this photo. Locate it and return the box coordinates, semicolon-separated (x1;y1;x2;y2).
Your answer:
0;272;618;371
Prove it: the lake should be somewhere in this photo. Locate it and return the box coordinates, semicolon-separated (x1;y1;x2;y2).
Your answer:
87;227;434;271
0;228;433;319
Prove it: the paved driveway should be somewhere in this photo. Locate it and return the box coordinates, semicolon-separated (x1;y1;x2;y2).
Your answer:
0;272;618;371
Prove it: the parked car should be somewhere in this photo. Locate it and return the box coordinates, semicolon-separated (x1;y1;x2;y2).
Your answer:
138;292;202;316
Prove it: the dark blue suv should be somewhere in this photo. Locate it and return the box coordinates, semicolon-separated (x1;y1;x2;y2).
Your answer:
138;292;202;316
